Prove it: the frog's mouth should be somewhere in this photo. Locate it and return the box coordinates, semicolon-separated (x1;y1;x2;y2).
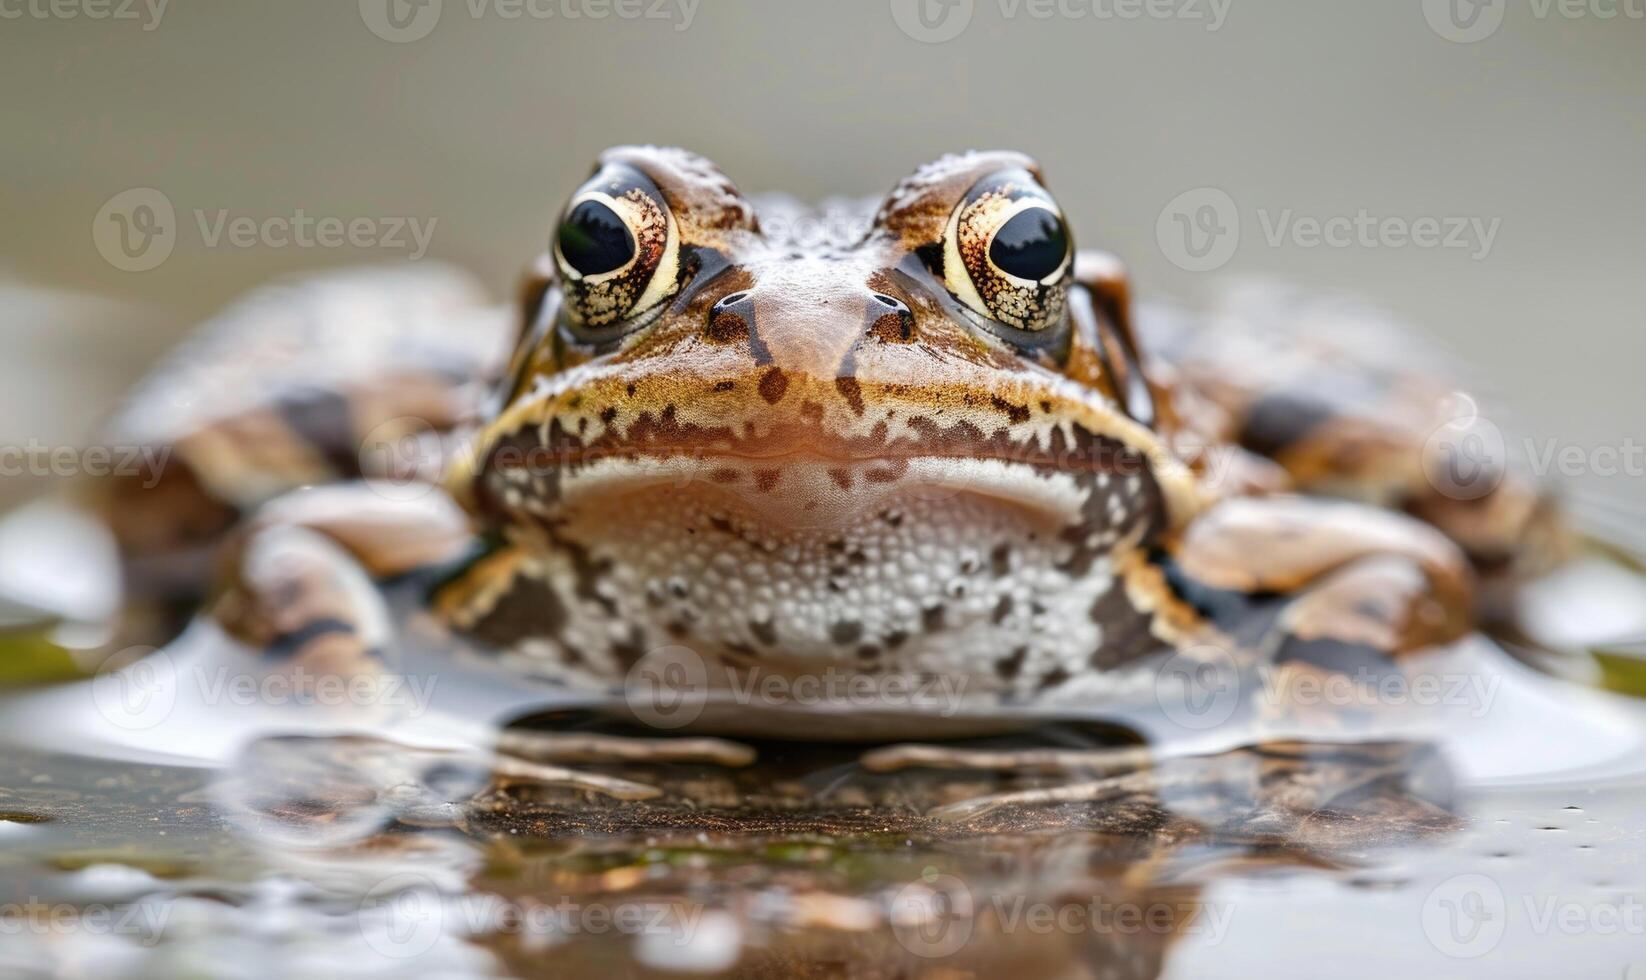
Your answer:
466;415;1179;549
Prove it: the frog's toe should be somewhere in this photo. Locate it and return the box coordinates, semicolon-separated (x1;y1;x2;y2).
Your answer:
926;770;1162;823
496;729;757;768
859;742;1152;776
487;754;665;800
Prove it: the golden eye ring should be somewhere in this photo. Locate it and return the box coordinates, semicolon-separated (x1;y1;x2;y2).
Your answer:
942;168;1073;334
553;164;681;333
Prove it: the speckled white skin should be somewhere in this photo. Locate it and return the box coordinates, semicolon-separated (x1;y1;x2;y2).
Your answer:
477;456;1171;713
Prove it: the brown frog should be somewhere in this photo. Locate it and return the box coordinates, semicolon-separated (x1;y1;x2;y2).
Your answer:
79;146;1563;792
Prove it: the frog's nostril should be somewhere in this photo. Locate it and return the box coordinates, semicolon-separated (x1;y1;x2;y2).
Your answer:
707;291;755;344
867;293;915;343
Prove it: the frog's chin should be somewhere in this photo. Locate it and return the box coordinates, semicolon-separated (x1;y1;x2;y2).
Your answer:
548;452;1151;532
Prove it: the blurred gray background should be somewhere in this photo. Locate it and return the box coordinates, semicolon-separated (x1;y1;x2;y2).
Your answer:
2;0;1643;506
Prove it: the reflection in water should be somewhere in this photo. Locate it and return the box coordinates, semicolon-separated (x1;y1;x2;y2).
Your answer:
2;610;1646;977
0;724;1466;979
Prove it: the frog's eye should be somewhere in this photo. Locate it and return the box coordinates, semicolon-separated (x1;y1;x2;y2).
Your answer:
553;164;681;332
942;169;1073;335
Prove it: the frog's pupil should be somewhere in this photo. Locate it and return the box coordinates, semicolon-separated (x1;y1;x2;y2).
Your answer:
989;208;1068;282
558;200;635;277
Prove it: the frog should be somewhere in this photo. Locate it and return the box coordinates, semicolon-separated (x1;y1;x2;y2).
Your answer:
66;146;1565;807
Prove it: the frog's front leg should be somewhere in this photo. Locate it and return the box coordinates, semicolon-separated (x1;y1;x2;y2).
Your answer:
208;483;754;811
1168;494;1475;664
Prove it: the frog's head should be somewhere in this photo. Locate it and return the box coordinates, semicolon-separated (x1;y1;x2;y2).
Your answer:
451;147;1204;702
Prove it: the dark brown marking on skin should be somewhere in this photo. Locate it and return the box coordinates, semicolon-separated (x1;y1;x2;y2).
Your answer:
990;543;1012;577
599;407;619;426
864;459;908;483
990;395;1031;425
996;646;1029;681
708;516;734;534
264;617;356;661
625;383;637;398
856;645;881;660
710;468;740;484
830;620;864;645
1088;577;1160;670
991;595;1014;624
799;401;825;424
468;572;569;649
867;311;911;344
1240;390;1338;459
706;310;749;344
610;627;647;672
1038;666;1072;691
827;468;852;491
922;603;945;632
757;367;788;405
1040;400;1053;414
835;376;865;416
750;618;778;646
884;629;909;649
712;380;736;392
1059;524;1102;578
753;469;781;492
545;530;617;615
275;387;363;476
